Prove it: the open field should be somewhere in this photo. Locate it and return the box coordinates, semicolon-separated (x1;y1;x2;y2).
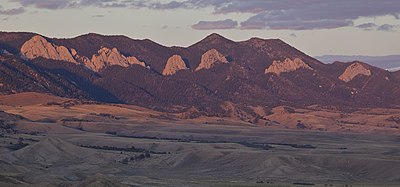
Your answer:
0;93;399;186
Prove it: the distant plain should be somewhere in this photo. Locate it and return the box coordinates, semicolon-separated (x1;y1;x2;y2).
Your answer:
0;93;399;186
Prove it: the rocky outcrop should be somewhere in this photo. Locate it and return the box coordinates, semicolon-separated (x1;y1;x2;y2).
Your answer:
21;35;77;64
70;48;78;56
162;55;188;75
195;49;229;71
86;47;145;72
339;62;371;82
20;35;146;72
265;58;313;75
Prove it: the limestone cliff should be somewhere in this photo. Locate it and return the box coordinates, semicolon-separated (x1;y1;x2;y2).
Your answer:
195;49;229;71
21;35;77;64
20;35;146;72
265;58;313;75
86;47;145;72
339;62;372;82
162;55;188;75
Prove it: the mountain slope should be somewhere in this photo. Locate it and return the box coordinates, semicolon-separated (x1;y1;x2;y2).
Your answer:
1;32;400;116
0;51;121;102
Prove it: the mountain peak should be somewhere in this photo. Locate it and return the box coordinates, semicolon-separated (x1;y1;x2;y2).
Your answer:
206;33;225;39
245;37;285;45
200;33;233;44
76;32;105;39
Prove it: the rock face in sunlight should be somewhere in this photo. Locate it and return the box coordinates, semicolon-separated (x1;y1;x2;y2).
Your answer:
265;58;313;75
20;35;146;72
195;49;229;71
162;55;188;75
86;47;145;72
21;35;77;64
339;62;372;82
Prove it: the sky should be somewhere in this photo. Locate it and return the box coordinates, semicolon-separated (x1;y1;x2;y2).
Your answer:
0;0;400;56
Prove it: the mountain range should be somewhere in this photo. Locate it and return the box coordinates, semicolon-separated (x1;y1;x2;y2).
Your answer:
1;32;400;117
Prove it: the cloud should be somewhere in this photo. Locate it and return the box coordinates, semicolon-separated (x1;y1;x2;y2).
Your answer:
176;0;400;30
152;1;186;9
12;0;72;9
0;7;25;15
192;19;238;30
235;1;400;30
240;11;354;30
11;0;132;9
377;24;397;32
91;14;105;18
202;0;400;17
356;23;377;30
10;0;400;31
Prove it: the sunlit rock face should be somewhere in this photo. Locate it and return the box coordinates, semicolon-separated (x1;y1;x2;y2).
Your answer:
162;55;188;75
21;35;77;64
195;49;229;71
265;58;313;75
339;62;372;82
21;35;146;72
88;47;145;72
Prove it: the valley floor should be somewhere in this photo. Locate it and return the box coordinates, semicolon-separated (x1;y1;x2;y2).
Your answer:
0;93;399;186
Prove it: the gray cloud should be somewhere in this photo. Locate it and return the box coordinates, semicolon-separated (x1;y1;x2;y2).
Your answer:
377;24;397;32
194;0;400;18
181;0;400;30
12;0;72;9
0;7;25;15
91;14;105;18
10;0;400;31
356;23;377;30
11;0;134;9
240;10;354;30
192;19;238;30
235;0;400;30
152;1;187;9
